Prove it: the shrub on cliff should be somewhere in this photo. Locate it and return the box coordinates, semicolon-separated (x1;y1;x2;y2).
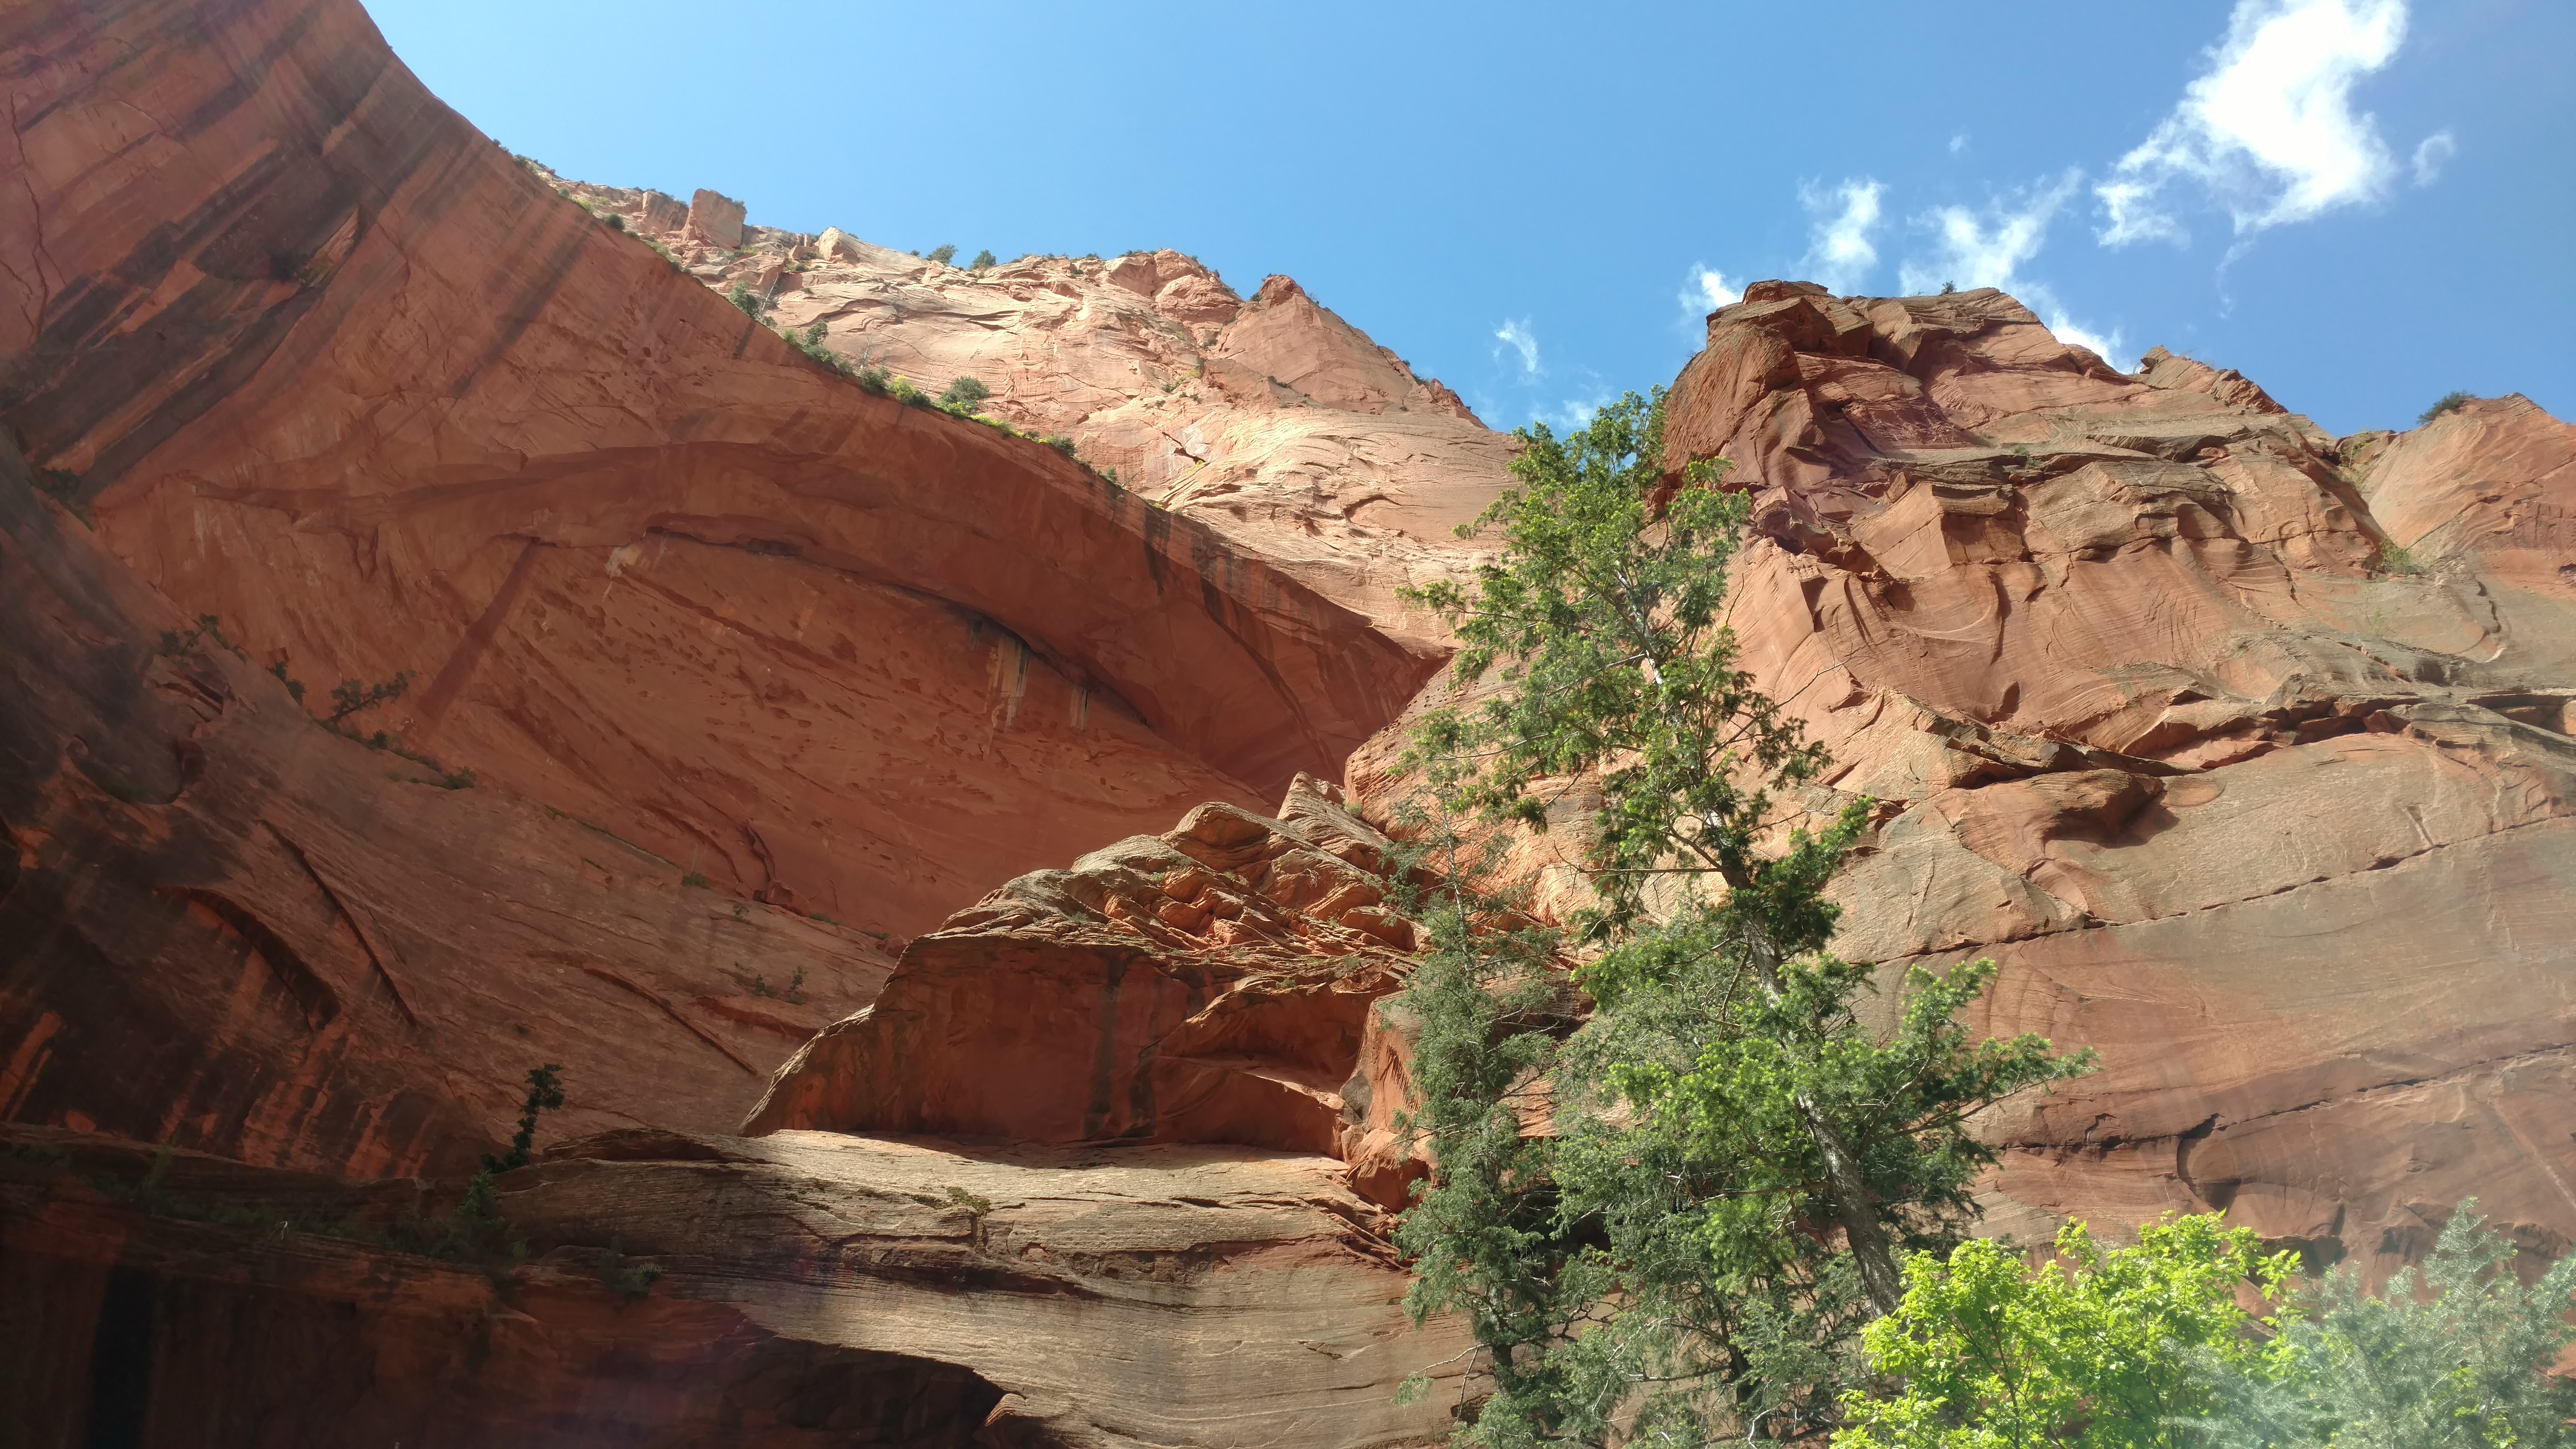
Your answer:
1390;389;2088;1442
2419;390;2476;427
725;282;769;321
970;249;997;270
939;376;992;410
925;243;957;266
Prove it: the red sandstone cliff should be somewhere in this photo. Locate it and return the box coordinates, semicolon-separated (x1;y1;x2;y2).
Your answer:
1352;282;2576;1277
549;175;1514;647
4;0;2574;1437
0;0;1442;945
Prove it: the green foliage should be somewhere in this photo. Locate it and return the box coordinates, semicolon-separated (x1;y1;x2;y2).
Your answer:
2418;391;2475;427
481;1063;565;1174
602;212;624;231
1843;1205;2576;1449
2195;1205;2576;1449
1837;1215;2293;1448
159;613;248;661
30;465;90;521
268;658;308;705
593;1239;661;1300
681;871;713;889
325;670;410;724
2377;539;2424;575
926;243;958;265
1391;389;2087;1443
969;248;997;270
939;375;993;410
1042;432;1077;457
725;282;770;321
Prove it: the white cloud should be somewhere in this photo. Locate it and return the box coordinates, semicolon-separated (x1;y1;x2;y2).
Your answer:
1542;390;1619;432
2411;129;2455;185
1897;172;2130;369
1494;318;1540;376
1949;133;1970;157
1680;266;1741;316
2097;0;2409;245
1799;178;1885;293
1898;171;2082;295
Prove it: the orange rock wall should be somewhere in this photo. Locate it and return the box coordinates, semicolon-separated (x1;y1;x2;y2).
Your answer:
1651;282;2576;1274
0;0;1440;941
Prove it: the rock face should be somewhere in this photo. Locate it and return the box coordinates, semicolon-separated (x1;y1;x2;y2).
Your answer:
557;181;1512;647
0;434;893;1177
1364;279;2576;1276
746;777;1434;1205
4;0;2574;1434
1;1123;1469;1447
0;0;1442;940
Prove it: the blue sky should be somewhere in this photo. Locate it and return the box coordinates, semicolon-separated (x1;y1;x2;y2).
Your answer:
371;0;2569;438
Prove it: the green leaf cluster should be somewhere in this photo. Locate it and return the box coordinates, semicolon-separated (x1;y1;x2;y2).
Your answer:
1838;1215;2294;1448
1841;1204;2576;1449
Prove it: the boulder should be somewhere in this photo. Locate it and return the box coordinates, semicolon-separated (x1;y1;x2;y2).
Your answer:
684;187;745;247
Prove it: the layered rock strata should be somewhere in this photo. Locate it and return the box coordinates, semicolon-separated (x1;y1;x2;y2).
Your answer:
0;0;1440;941
0;434;891;1176
1357;280;2576;1276
1;1123;1467;1447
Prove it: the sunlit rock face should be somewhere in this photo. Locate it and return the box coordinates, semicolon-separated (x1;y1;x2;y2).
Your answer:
4;0;2573;1434
555;177;1514;651
0;0;1444;945
1360;278;2576;1276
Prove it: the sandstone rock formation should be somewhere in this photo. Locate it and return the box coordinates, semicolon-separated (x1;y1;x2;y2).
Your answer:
0;0;1473;1436
2;1122;1468;1446
0;434;893;1177
746;776;1436;1208
554;180;1513;646
5;0;2574;1434
0;0;1441;941
1355;279;2576;1278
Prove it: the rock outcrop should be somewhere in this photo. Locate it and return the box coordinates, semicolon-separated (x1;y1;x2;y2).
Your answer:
0;0;1441;941
746;777;1436;1208
555;181;1513;647
1357;279;2576;1277
2;1122;1468;1446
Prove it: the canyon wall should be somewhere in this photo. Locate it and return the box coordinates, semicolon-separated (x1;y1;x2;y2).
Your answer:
4;0;2573;1439
0;0;1444;943
1631;282;2574;1274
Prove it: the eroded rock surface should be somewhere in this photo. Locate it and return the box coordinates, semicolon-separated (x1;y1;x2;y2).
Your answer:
1367;279;2576;1275
747;777;1436;1207
0;0;1439;940
1;1123;1468;1447
0;435;891;1177
554;179;1511;646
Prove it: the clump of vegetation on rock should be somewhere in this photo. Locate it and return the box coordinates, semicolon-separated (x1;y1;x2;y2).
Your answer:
2419;390;2476;427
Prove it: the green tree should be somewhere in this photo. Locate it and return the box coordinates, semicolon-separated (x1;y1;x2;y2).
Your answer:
970;248;997;270
1393;389;2086;1442
725;281;770;321
939;375;993;410
925;242;958;265
1836;1215;2294;1449
2199;1204;2576;1449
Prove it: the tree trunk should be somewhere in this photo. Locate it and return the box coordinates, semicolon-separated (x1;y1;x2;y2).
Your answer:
1742;927;1904;1317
